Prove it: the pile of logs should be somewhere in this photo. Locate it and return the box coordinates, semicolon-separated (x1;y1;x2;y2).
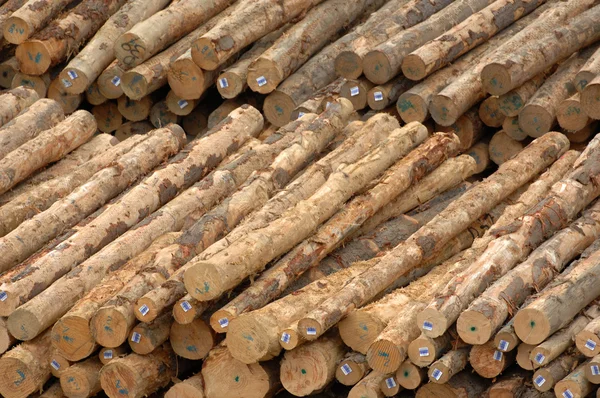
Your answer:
1;0;600;397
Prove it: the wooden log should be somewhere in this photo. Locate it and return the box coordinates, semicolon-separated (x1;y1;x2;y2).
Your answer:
116;94;155;122
0;86;38;127
184;121;429;303
481;4;600;96
367;75;414;111
494;318;520;353
128;314;171;355
202;343;280;398
216;28;284;99
59;356;102;398
4;0;75;44
99;345;128;365
336;352;370;386
402;0;545;81
485;371;527;397
149;101;179;128
280;331;346;396
577;315;600;358
97;60;124;100
0;329;52;398
349;371;387;398
519;50;592;138
380;375;401;397
497;72;549;117
165;373;205;398
181;106;208;137
533;350;585;392
516;343;535;370
554;362;593;398
115;121;153;141
0;0;27;41
469;341;515;378
488;130;525;165
417;370;490;397
84;81;107;105
11;69;51;97
434;108;486;151
289;77;347;120
340;77;374;111
581;73;600;120
478;96;505;128
39;381;66;398
165;90;199;116
92;101;122;133
502;116;529;141
99;344;184;398
297;132;570;339
429;144;597;343
49;349;71;377
169;317;216;360
575;45;600;92
47;78;82;114
207;99;244;128
6;107;264;342
0;317;15;354
530;315;591;369
585;354;600;384
568;121;598;144
395;361;426;390
0;110;95;196
115;0;233;69
428;347;469;384
0;126;183;280
557;93;590;132
363;0;496;85
16;0;129;76
58;0;171;94
0;56;19;88
0;98;64;160
407;332;454;368
430;3;564;126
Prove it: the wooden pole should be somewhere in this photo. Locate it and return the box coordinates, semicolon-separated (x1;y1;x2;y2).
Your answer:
4;0;76;44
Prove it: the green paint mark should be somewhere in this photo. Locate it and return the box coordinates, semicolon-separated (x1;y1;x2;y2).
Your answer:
104;326;113;332
63;335;74;343
195;282;210;294
398;99;414;112
234;376;240;382
360;323;368;331
301;369;307;375
491;77;498;87
275;105;283;116
116;379;129;395
530;321;535;328
186;345;197;352
470;326;476;332
404;371;409;377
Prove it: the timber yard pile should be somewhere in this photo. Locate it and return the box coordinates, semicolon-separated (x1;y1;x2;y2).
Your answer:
2;0;600;398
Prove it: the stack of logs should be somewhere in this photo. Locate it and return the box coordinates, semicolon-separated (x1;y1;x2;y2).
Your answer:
0;0;600;397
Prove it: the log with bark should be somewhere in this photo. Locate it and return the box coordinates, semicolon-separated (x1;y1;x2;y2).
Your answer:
554;362;593;398
416;370;490;398
128;314;171;355
469;341;515;378
298;132;570;340
47;78;83;114
557;93;590;132
575;44;600;92
497;71;549;117
58;0;171;94
581;73;600;120
577;315;600;358
15;0;129;75
0;86;39;127
368;75;414;111
348;371;387;398
336;352;370;386
0;56;19;88
165;374;205;398
97;60;124;100
59;356;102;398
3;0;76;44
427;347;470;384
532;349;585;392
488;130;525;165
478;96;505;128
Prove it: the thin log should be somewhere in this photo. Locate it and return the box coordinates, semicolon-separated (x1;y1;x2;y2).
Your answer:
557;93;590;132
554;362;593;398
128;314;172;355
84;81;107;105
428;347;470;384
494;318;520;353
416;370;490;398
92;101;123;133
349;371;387;398
0;56;19;88
98;345;128;365
533;349;585;392
0;86;39;127
336;352;370;386
97;60;124;100
575;44;600;92
497;71;549;117
581;73;600;120
478;96;505;128
47;78;83;114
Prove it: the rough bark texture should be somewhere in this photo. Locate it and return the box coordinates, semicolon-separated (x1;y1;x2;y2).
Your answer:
348;371;387;398
0;86;39;127
0;110;95;196
59;356;103;398
416;370;489;397
16;0;129;75
0;0;27;42
428;347;470;384
59;0;171;94
298;132;570;340
575;44;600;92
6;107;263;342
39;381;65;398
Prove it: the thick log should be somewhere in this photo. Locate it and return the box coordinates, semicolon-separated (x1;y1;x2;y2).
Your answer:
298;132;570;340
0;56;19;88
339;78;374;111
0;98;64;160
336;352;370;386
481;4;600;96
58;0;171;94
349;371;387;398
554;362;593;398
97;60;124;100
428;347;470;384
169;317;216;360
502;116;529;141
128;314;171;355
0;0;26;42
11;69;51;97
581;73;600;120
59;356;102;398
497;72;549;117
557;93;590;132
488;130;524;165
0;86;39;127
165;374;205;398
533;350;585;392
92;101;122;133
469;341;515;378
530;315;591;369
16;0;129;76
575;45;600;92
416;370;490;398
479;96;505;128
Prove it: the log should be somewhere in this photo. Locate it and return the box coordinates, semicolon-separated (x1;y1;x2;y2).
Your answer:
165;374;205;398
469;341;515;378
530;315;591;369
172;295;207;325
481;4;600;96
401;0;545;81
434;108;486;151
98;345;128;365
336;352;370;386
280;331;346;396
59;356;102;398
39;381;66;398
114;0;233;69
577;315;600;358
47;78;82;114
0;0;27;42
368;75;414;111
0;110;95;196
58;0;171;94
165;91;199;116
6;107;263;341
0;86;39;127
169;317;216;360
478;96;505;128
494;318;520;353
416;370;489;398
84;81;107;105
16;0;129;76
202;343;280;398
207;99;244;128
516;343;535;370
428;347;470;384
575;45;600;92
116;94;155;122
395;361;426;390
407;332;454;367
488;130;524;165
3;0;75;44
289;77;347;120
0;56;19;88
217;28;285;99
97;60;124;100
340;77;374;111
502;116;529;141
581;74;600;120
349;371;387;398
497;72;549;117
49;349;71;377
99;344;184;398
0;329;52;398
557;93;590;132
300;132;570;340
554;362;593;398
92;101;122;133
585;354;600;384
115;121;153;141
568;121;598;144
533;350;585;392
430;144;598;343
0;126;184;280
149;101;179;128
128;314;171;355
519;49;592;138
184;118;426;305
380;375;401;397
0;98;64;160
0;317;15;354
11;70;51;97
485;371;527;397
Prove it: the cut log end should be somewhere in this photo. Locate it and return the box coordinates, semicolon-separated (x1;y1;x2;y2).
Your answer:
396;361;426;390
430;95;460;127
280;326;303;351
481;63;513;96
514;309;551;345
417;308;449;338
59;366;95;398
120;72;148;101
209;309;233;333
585;359;600;384
280;347;331;396
581;82;600;119
15;40;51;75
263;90;297;127
494;331;520;354
0;59;19;89
165;379;205;398
470;344;510;379
341;80;371;111
192;38;220;71
380;376;401;397
184;261;223;301
298;318;324;342
49;352;71;377
0;357;37;397
363;51;393;85
367;86;390;111
397;93;428;124
519;105;554;138
51;316;96;362
48;80;83;115
170;319;215;360
339;312;384;354
428;363;453;384
407;337;440;367
216;72;244;99
335;359;367;386
479;96;505;128
557;97;589;132
58;68;90;95
166;92;196;116
91;308;129;349
247;58;282;94
3;16;31;45
227;315;275;364
335;51;363;80
503;116;529;141
114;33;148;69
516;343;535;371
7;307;43;341
100;362;140;398
488;130;524;166
402;54;427;81
576;330;600;357
555;379;588;398
366;340;403;374
532;368;555;392
92;102;123;133
173;298;199;325
168;59;205;100
0;290;20;317
135;297;160;323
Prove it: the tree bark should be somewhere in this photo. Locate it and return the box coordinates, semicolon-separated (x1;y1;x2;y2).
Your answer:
575;45;600;92
416;370;490;398
581;73;600;120
349;371;387;398
59;356;102;398
533;349;585;392
4;0;77;44
428;347;470;384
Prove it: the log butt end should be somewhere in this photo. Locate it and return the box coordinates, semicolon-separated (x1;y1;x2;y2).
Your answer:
209;309;234;333
128;328;156;356
335;359;367;386
335;51;363;80
0;58;19;89
557;98;589;132
532;368;554;392
416;309;448;338
367;86;390;111
397;93;428;124
98;71;124;100
513;309;550;345
380;375;401;396
11;72;49;98
183;262;223;301
166;91;196;116
575;330;600;357
479;96;505;128
120;71;148;102
519;105;553;138
466;142;491;174
100;361;139;398
489;131;525;166
457;310;495;345
51;316;97;362
173;298;199;325
60;366;93;398
0;357;37;398
516;343;535;370
192;38;220;71
581;82;600;119
3;17;31;45
58;68;90;95
469;344;509;379
554;379;586;398
169;319;215;360
366;340;403;374
49;351;71;377
280;347;330;396
7;307;42;341
503;116;529;141
407;337;437;367
247;58;282;94
165;380;205;398
428;363;452;384
430;95;460;127
226;315;277;364
584;360;600;384
15;40;52;76
396;361;425;390
363;50;393;85
341;80;369;111
402;54;427;82
263;90;297;127
134;297;159;323
91;308;129;349
279;326;303;351
114;33;147;68
150;102;180;129
298;318;324;342
168;59;205;101
0;321;14;354
481;63;513;96
92;102;123;134
216;71;245;99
